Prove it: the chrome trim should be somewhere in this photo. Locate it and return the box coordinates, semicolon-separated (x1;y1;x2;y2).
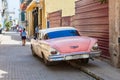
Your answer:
48;50;101;61
89;50;102;57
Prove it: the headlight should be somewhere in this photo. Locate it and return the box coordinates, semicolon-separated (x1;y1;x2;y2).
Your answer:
91;43;99;51
49;48;60;55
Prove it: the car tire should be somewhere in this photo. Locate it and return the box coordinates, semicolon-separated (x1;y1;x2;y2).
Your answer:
81;58;89;64
42;54;51;66
31;45;37;57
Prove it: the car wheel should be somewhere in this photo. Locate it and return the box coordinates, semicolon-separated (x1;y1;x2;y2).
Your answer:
42;54;51;66
31;45;37;57
81;58;89;64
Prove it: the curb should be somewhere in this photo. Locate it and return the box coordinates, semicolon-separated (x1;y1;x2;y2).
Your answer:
68;61;104;80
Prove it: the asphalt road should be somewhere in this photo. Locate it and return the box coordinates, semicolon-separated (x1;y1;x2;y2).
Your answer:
0;31;95;80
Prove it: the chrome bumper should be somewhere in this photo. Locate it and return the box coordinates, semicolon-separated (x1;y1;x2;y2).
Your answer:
89;50;102;57
48;50;102;61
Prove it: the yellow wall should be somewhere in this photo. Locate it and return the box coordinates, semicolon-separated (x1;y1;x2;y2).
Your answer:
41;0;46;29
25;0;38;37
25;0;77;36
26;11;34;37
45;0;76;17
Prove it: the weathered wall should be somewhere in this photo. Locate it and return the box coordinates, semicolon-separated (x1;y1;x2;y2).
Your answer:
48;10;72;27
26;11;34;37
62;16;71;26
73;0;109;59
47;10;62;27
109;0;120;67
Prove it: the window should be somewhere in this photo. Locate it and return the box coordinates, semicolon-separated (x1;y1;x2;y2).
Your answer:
47;30;80;39
38;33;42;40
43;34;49;40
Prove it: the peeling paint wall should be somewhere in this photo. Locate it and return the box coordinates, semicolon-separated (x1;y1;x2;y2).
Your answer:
109;0;120;67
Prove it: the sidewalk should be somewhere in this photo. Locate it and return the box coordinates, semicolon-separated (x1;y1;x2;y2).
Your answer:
70;58;120;80
80;59;120;80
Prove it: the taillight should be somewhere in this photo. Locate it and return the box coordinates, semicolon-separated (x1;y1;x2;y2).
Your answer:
51;51;57;54
91;43;99;51
50;48;58;55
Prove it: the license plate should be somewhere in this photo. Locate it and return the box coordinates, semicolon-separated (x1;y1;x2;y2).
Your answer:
90;53;100;57
65;54;89;60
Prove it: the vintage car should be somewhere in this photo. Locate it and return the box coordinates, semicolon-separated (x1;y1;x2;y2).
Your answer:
31;27;101;65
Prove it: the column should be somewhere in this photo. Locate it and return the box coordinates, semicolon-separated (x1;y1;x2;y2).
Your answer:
109;0;120;67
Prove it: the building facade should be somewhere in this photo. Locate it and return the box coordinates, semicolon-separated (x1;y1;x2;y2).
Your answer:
20;0;32;28
1;0;8;28
25;0;76;37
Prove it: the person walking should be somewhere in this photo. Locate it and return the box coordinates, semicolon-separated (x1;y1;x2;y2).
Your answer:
21;28;27;46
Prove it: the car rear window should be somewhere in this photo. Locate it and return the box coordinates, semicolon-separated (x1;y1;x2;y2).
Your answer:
47;30;80;39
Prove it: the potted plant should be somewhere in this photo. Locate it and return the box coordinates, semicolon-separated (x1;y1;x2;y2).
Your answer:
5;21;11;31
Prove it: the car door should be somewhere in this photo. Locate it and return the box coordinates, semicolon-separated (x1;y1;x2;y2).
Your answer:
32;38;38;55
36;32;43;58
40;34;50;59
31;37;37;54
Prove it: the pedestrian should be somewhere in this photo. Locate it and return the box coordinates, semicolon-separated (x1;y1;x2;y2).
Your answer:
21;28;27;46
35;25;39;39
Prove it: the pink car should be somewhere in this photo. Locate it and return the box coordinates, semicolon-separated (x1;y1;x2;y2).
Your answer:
31;27;101;65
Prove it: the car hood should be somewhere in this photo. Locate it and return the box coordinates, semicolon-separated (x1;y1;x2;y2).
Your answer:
45;36;97;54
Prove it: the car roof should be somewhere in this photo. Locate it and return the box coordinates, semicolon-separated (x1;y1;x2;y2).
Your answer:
39;27;77;34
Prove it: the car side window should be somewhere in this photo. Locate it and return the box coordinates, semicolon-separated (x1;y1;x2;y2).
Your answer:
43;34;49;40
38;33;42;40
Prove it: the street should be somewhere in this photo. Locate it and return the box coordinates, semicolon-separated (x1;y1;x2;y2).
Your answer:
0;31;95;80
0;0;120;80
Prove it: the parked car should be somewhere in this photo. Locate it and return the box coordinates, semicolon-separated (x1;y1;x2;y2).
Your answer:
31;27;101;65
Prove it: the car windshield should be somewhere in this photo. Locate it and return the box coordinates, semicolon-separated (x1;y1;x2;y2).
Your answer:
47;30;80;39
